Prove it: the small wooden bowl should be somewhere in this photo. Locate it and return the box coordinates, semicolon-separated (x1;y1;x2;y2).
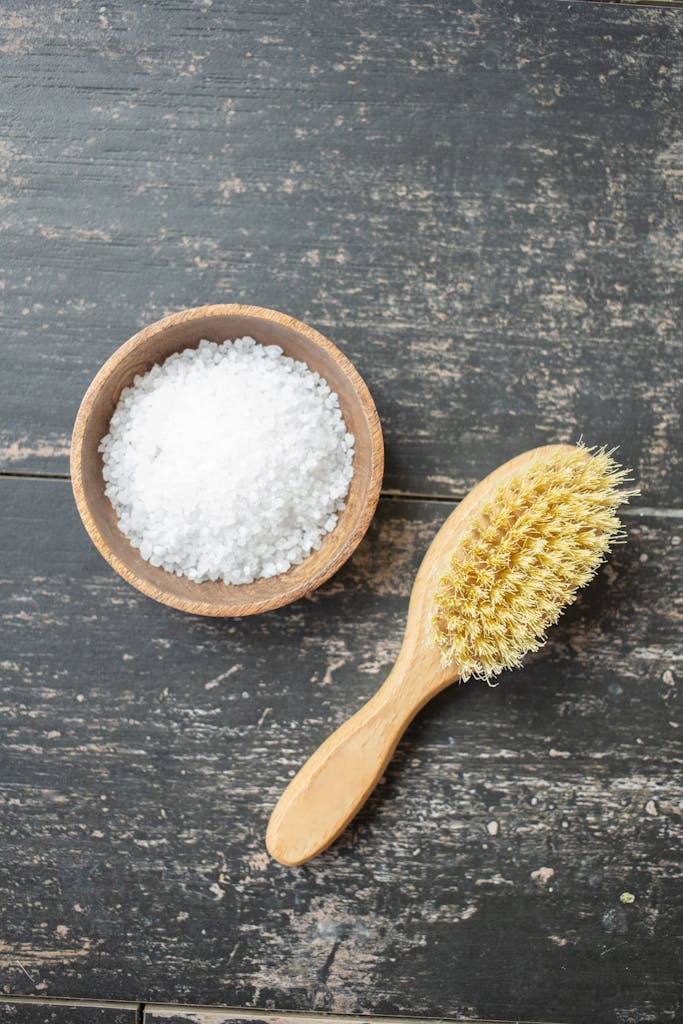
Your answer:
71;304;384;616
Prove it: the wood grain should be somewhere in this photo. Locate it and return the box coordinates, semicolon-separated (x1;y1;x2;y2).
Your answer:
1;1;681;1021
0;1001;136;1023
1;478;681;1023
143;1014;501;1024
0;0;681;505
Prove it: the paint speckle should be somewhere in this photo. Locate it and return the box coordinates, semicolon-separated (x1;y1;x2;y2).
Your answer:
303;249;320;266
219;177;246;198
602;908;628;934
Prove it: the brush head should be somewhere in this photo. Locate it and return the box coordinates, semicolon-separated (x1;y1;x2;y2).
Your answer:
431;445;636;682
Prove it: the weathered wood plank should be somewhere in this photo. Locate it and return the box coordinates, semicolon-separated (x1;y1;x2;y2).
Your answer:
1;478;680;1022
142;1014;500;1024
0;0;681;504
0;1000;136;1023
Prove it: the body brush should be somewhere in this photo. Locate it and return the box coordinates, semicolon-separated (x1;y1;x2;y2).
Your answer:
267;443;635;865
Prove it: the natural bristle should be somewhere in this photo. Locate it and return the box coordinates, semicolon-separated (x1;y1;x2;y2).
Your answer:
431;444;637;682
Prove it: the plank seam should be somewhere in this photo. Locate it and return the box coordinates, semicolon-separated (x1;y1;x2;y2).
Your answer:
571;0;683;7
0;471;681;518
142;1005;569;1024
0;996;570;1023
0;994;139;1010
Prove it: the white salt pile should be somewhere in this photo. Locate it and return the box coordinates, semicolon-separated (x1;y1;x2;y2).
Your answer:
99;337;355;584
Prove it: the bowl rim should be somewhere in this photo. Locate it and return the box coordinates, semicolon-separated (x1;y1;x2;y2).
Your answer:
70;303;384;616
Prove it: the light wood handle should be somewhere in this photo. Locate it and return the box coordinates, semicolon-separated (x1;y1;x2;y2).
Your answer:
266;680;420;865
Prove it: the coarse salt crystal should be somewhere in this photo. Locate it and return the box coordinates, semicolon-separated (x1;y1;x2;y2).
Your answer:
99;337;355;584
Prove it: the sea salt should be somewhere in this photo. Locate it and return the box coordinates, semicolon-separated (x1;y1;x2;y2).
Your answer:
99;337;355;584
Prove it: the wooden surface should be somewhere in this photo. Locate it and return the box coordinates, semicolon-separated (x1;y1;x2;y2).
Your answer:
1;0;682;506
141;1014;509;1024
2;480;682;1022
0;1001;136;1023
142;1015;504;1024
1;1;682;1023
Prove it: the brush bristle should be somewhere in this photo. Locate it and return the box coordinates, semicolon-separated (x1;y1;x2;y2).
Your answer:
431;445;637;682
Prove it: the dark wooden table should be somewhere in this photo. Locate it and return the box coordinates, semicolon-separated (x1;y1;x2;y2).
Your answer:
1;2;682;1023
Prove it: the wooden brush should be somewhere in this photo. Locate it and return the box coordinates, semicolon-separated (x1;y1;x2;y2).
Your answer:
266;443;635;866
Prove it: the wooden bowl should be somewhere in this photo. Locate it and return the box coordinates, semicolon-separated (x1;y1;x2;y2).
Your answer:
71;304;384;616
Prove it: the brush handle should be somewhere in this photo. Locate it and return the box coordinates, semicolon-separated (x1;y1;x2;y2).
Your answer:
266;676;424;866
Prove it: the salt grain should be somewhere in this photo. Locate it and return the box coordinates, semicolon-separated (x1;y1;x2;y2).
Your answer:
99;337;355;584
